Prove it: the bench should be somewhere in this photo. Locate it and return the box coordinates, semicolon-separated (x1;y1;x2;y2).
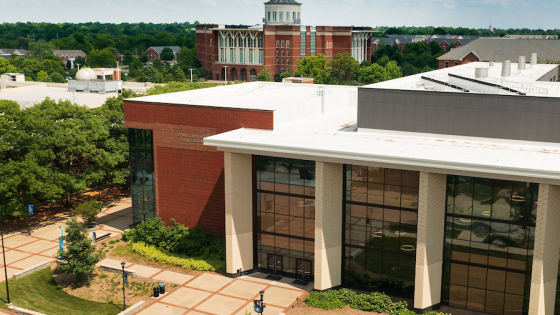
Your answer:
94;232;111;243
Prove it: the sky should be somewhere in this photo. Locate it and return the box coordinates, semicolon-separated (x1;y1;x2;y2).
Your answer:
0;0;558;30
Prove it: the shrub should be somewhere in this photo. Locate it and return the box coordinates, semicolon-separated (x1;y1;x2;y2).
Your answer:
54;218;104;284
129;242;223;271
344;269;413;297
304;288;416;315
122;218;225;261
72;199;102;225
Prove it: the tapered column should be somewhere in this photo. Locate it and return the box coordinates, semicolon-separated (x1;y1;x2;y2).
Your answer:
414;172;447;311
314;162;343;290
224;152;253;275
529;184;560;315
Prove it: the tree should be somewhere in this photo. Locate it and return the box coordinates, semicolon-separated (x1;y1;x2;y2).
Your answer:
152;58;163;71
122;51;134;65
161;47;175;61
42;59;66;76
9;55;25;68
163;73;175;82
65;60;72;70
377;55;390;67
72;199;102;226
255;68;273;82
360;60;372;68
294;54;333;84
54;218;104;284
37;70;49;82
88;48;116;67
137;66;163;83
385;61;403;80
358;63;387;85
0;58;17;74
49;72;66;83
74;56;86;68
28;39;55;61
328;52;359;84
17;58;43;80
174;67;186;82
177;46;196;70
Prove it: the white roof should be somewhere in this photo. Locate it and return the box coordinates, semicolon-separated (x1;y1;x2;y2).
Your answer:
127;82;357;126
205;105;560;184
366;62;560;97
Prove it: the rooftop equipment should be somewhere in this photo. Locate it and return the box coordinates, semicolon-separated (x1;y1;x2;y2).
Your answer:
501;60;511;77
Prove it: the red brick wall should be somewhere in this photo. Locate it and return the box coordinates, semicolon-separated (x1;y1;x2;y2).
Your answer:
438;52;480;69
124;101;274;237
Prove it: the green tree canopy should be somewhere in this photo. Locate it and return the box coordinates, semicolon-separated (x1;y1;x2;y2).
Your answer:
0;57;17;74
137;66;163;83
161;47;175;61
255;68;273;82
36;70;49;82
29;39;55;61
328;52;359;84
87;48;116;68
358;63;387;85
174;67;186;82
294;54;333;84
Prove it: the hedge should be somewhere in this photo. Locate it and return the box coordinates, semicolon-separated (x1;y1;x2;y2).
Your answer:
129;242;225;272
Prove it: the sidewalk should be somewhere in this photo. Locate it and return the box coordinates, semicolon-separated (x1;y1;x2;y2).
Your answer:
98;258;310;315
0;198;132;283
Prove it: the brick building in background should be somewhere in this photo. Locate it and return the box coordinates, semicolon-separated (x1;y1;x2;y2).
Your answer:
196;0;372;81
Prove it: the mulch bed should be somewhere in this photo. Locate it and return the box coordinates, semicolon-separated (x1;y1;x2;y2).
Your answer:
4;185;130;234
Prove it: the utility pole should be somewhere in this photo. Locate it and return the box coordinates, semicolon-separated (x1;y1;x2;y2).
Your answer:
189;68;194;82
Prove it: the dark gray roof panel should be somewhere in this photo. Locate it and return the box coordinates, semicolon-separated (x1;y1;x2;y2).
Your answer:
437;38;560;62
264;0;301;4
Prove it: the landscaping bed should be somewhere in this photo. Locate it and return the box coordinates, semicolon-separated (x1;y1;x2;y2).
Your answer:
0;267;124;315
53;264;177;306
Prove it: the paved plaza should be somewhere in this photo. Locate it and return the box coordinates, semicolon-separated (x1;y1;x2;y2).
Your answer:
0;198;311;314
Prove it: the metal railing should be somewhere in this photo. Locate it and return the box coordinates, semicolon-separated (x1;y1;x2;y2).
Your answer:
456;74;548;95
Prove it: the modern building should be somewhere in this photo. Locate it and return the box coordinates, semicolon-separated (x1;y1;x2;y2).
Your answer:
53;50;87;69
144;46;181;61
196;0;373;81
124;60;560;315
438;38;560;69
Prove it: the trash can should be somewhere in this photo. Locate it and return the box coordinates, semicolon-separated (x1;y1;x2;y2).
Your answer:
153;286;160;298
159;283;166;294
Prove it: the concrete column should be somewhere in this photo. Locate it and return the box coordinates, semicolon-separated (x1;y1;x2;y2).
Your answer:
414;172;447;311
224;152;253;275
314;162;343;290
529;184;560;315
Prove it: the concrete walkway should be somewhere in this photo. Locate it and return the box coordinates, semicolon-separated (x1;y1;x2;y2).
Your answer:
99;257;311;315
1;199;311;314
0;198;132;282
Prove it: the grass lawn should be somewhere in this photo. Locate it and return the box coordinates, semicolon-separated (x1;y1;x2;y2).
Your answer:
0;268;123;315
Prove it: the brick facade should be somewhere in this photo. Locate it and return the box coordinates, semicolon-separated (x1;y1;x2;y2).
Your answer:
438;51;480;69
124;101;274;237
197;24;372;80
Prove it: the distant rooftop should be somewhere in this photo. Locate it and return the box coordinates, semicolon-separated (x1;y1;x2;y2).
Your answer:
363;62;560;97
264;0;301;4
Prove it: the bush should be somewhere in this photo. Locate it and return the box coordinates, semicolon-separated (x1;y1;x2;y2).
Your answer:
54;218;104;284
344;269;413;297
71;199;102;225
305;289;413;314
129;242;223;271
122;217;225;261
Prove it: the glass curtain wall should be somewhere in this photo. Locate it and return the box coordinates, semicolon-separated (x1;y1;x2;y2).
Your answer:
343;165;420;299
256;156;315;280
129;129;156;225
442;175;538;315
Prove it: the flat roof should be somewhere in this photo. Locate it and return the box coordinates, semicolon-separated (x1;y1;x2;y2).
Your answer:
0;86;118;109
127;82;358;126
363;62;560;97
205;105;560;184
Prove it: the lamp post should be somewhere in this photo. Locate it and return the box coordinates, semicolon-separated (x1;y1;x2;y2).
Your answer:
223;66;229;85
0;212;10;304
189;68;194;82
121;262;126;311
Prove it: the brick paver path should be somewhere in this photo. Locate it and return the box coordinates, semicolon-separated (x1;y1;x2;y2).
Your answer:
0;198;312;315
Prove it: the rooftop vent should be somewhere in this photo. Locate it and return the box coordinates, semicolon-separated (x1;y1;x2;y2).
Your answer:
475;67;489;78
530;53;537;68
501;60;511;77
518;56;526;74
489;61;495;67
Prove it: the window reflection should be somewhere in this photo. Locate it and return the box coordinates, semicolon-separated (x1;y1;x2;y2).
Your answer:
344;165;419;299
129;129;156;225
442;175;538;315
256;156;315;279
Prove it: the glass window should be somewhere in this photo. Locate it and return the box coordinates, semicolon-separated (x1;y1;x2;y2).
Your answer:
281;41;285;48
300;31;306;56
287;12;290;21
257;156;316;280
129;129;156;225
268;12;271;21
279;11;283;22
343;164;419;299
276;40;279;48
287;40;290;48
442;175;538;314
273;11;276;22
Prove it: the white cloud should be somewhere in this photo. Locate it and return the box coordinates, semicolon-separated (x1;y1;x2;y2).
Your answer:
443;3;455;8
195;0;217;5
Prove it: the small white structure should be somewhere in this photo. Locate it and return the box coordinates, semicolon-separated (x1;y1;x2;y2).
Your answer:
1;73;25;82
69;68;122;94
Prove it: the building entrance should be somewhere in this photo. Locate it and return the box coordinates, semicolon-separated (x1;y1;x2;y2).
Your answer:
296;259;312;281
267;254;284;275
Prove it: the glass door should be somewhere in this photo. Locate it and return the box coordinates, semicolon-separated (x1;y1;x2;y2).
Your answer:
267;254;283;275
296;259;313;281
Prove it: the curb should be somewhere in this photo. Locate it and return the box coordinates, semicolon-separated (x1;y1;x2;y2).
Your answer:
13;261;52;280
116;301;145;315
8;306;46;315
99;264;136;277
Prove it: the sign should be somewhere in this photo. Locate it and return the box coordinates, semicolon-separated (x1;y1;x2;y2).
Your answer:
28;204;33;215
